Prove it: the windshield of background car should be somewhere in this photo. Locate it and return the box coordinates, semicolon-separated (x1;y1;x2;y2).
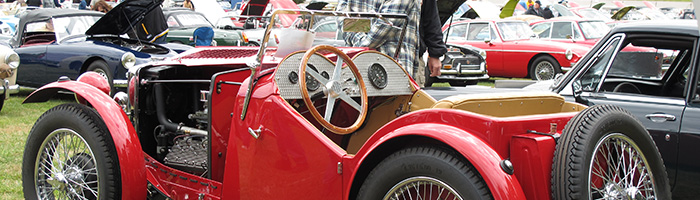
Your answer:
168;13;212;28
578;21;609;39
577;8;612;22
26;16;101;42
496;21;533;40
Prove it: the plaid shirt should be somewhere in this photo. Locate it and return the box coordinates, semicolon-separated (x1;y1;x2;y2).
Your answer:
336;0;421;76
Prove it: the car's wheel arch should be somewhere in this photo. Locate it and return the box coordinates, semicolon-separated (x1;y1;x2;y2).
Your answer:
347;124;526;200
23;80;147;199
80;56;109;74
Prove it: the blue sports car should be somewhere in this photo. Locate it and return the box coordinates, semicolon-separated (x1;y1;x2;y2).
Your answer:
12;0;190;91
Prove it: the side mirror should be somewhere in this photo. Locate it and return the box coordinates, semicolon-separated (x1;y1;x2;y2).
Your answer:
483;38;491;44
572;79;588;104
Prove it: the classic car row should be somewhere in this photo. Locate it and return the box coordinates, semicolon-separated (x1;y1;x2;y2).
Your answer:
19;9;680;200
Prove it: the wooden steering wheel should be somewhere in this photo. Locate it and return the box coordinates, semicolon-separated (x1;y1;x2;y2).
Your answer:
299;45;368;135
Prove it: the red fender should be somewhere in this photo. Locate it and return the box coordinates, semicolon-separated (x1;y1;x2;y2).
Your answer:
23;80;146;199
350;111;527;200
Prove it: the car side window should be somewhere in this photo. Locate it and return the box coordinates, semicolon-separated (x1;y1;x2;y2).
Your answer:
167;16;180;27
444;24;467;41
578;36;621;92
466;23;489;41
531;23;551;39
551;22;573;39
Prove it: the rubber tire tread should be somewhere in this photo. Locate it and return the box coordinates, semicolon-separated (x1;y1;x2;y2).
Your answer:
551;104;671;200
530;56;561;81
22;103;121;200
356;146;493;200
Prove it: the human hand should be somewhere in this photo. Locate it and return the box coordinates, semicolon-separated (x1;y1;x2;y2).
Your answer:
427;56;441;77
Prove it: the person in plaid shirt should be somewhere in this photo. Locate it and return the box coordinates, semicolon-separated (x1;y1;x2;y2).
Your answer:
336;0;444;87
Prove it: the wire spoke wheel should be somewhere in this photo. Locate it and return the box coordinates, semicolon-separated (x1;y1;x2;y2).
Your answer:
384;176;463;200
534;62;555;80
35;128;99;200
589;133;655;200
90;68;109;83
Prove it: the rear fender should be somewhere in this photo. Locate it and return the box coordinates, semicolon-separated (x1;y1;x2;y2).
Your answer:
352;120;526;200
23;80;146;199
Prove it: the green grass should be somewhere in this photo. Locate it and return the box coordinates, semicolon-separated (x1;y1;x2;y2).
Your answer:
0;88;72;199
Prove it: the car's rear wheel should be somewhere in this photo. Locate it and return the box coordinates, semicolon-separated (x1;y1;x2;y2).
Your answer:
530;56;561;81
0;95;4;112
22;103;120;200
552;104;671;200
357;146;492;200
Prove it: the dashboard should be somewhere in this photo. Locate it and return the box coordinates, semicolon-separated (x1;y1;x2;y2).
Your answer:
274;51;414;100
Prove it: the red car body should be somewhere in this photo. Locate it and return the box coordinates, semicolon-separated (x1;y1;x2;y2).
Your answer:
21;11;669;200
25;46;588;200
442;19;590;80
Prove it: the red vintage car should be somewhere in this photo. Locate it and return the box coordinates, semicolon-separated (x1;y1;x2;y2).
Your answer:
21;10;671;200
443;19;591;81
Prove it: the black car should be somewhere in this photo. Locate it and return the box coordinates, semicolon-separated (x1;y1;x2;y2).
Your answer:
548;20;700;199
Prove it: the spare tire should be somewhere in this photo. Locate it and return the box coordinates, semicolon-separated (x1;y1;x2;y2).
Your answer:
552;104;671;200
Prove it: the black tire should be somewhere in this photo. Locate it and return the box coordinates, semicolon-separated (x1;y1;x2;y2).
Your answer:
86;60;113;91
529;56;561;81
424;63;437;88
552;104;671;200
357;146;492;200
22;103;121;200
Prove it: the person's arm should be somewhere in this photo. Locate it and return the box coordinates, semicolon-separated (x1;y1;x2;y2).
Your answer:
421;0;446;76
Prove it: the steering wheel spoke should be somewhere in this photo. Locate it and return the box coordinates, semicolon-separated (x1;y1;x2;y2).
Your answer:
299;45;368;134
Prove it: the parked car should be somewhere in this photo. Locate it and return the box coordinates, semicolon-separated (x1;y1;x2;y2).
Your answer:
0;45;18;111
530;17;610;46
10;3;191;91
545;19;700;199
20;10;671;200
442;19;590;80
163;7;251;46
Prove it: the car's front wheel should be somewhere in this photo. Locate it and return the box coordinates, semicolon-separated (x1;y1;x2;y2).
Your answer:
86;60;112;92
552;104;672;200
530;56;561;81
357;146;492;200
22;103;120;200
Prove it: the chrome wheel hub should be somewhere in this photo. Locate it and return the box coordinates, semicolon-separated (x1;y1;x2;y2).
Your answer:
535;62;554;80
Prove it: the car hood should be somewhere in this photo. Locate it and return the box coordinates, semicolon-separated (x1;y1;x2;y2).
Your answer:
85;0;165;36
437;0;467;24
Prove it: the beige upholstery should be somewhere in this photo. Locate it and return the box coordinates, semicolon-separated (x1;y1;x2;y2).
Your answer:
409;89;437;111
431;92;585;117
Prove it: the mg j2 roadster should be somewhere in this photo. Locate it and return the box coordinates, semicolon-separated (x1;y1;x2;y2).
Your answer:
20;10;672;200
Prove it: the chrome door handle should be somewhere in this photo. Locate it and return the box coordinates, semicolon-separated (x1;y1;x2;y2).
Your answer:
248;125;263;139
645;113;676;123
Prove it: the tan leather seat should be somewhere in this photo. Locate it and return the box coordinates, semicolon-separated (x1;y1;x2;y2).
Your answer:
431;92;585;117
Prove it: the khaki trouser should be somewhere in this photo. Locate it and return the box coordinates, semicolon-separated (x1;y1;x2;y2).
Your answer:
413;56;426;87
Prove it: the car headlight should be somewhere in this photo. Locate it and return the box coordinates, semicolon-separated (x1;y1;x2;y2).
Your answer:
479;49;487;60
565;49;573;60
5;52;19;69
121;52;136;70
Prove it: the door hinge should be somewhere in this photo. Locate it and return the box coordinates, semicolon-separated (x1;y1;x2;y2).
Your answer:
337;162;342;174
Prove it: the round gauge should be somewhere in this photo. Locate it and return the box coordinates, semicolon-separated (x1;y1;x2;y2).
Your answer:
321;71;330;80
368;63;388;89
288;71;298;84
305;64;320;91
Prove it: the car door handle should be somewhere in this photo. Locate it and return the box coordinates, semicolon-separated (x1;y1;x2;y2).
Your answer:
248;125;263;139
645;113;676;123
